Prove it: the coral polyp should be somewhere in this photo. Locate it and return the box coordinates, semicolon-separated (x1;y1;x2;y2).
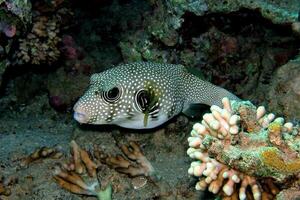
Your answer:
187;97;300;199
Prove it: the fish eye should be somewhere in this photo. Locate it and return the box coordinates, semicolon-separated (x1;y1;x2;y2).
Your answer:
103;87;121;103
135;89;150;112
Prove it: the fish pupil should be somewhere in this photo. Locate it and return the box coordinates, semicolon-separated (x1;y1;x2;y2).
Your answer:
103;87;121;102
108;87;119;99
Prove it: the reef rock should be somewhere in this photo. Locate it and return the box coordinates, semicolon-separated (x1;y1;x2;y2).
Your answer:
267;56;300;120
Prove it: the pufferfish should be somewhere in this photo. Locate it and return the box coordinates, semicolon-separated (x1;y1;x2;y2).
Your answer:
73;62;240;129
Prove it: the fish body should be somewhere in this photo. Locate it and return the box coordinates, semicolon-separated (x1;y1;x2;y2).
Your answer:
73;62;239;129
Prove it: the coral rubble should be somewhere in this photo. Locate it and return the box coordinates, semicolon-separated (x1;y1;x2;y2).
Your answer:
187;97;300;199
53;140;112;200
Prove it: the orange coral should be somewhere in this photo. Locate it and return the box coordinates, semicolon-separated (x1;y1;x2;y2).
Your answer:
95;141;155;177
268;122;283;146
53;140;112;199
261;149;300;173
20;146;63;168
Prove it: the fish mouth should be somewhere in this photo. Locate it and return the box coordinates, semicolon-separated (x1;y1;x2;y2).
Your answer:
73;111;88;124
73;101;89;124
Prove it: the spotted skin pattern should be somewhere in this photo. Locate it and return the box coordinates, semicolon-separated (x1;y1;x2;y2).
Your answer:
73;62;240;129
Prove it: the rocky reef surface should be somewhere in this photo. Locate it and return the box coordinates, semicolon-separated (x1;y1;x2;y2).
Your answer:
0;0;300;199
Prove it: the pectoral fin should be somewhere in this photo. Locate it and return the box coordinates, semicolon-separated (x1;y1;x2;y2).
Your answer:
182;103;208;119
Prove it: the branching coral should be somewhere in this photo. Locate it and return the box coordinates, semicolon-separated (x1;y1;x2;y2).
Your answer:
15;14;60;65
13;5;72;65
53;140;112;200
187;97;300;199
20;146;63;168
94;141;155;178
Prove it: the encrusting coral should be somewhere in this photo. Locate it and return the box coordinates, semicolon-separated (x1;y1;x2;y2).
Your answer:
53;140;112;200
94;141;155;178
187;97;300;199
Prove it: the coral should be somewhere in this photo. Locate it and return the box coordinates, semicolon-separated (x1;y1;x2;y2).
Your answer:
14;14;61;65
13;1;72;65
0;22;16;37
53;140;112;200
3;0;32;23
94;141;155;178
276;187;300;200
144;0;300;48
20;146;63;168
261;149;300;173
205;0;299;24
187;97;300;199
0;0;32;87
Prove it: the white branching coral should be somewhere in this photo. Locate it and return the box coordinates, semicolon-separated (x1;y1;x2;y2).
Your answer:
187;97;300;200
